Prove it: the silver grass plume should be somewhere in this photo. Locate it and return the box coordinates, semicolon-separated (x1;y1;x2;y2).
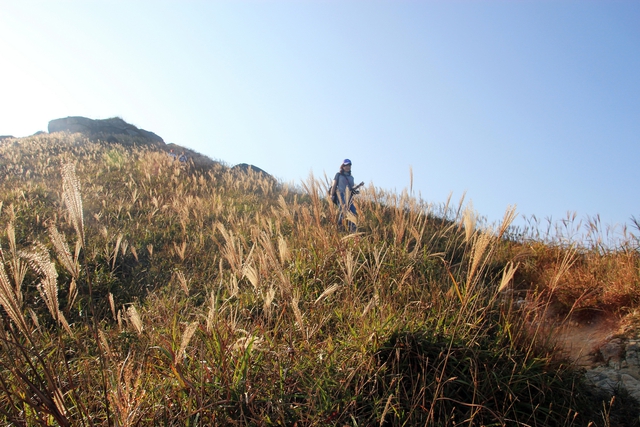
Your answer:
291;292;305;338
48;226;80;279
24;242;59;315
263;286;276;319
6;222;28;293
61;162;85;244
0;258;30;336
109;293;117;320
23;242;73;336
277;235;290;265
175;270;189;295
462;204;477;243
466;232;493;288
498;262;519;293
314;284;341;304
177;321;199;365
127;305;143;335
206;292;217;332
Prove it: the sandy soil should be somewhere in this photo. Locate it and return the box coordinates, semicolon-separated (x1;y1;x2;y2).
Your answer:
552;314;621;366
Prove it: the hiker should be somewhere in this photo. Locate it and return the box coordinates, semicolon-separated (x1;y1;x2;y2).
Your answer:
329;159;364;232
179;152;187;163
168;149;177;160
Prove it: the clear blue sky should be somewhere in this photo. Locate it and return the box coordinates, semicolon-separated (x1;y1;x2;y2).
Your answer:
1;1;638;231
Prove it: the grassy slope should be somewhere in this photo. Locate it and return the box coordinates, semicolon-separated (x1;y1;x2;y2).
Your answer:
0;133;638;426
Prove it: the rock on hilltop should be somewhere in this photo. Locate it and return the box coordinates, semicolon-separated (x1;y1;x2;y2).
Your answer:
48;116;164;145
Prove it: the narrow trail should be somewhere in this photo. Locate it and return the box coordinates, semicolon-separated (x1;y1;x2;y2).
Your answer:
550;312;621;367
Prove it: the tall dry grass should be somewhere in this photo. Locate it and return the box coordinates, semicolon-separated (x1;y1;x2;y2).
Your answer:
0;132;637;425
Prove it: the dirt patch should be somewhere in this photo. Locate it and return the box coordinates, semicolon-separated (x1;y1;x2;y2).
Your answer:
552;313;621;366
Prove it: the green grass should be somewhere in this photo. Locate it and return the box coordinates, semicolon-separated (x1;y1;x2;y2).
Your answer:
0;132;638;426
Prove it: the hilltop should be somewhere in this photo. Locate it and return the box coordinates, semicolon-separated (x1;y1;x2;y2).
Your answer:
0;126;639;426
48;116;166;145
5;116;271;178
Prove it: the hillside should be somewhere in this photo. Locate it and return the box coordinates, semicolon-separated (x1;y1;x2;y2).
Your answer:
0;129;639;426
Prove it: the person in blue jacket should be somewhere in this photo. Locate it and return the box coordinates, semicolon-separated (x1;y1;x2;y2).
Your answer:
329;159;364;232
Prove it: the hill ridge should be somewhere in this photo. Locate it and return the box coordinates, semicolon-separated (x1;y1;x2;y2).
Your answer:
48;116;165;145
0;128;638;425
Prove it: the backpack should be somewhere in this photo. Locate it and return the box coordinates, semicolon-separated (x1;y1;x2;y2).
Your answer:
329;175;339;205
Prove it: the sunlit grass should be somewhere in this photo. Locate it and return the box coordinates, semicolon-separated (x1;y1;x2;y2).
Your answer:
0;132;638;425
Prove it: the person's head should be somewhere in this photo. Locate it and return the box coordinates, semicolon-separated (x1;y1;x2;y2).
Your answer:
340;158;352;173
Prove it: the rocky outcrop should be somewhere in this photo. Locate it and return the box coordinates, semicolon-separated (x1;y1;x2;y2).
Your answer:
544;311;640;406
231;163;274;181
48;116;164;145
585;336;640;402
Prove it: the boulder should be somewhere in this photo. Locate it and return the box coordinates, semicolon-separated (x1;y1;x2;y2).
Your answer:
231;163;274;181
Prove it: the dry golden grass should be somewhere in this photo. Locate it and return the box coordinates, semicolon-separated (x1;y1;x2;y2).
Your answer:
0;132;638;425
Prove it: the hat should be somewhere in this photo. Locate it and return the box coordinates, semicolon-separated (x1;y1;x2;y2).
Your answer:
342;159;352;165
